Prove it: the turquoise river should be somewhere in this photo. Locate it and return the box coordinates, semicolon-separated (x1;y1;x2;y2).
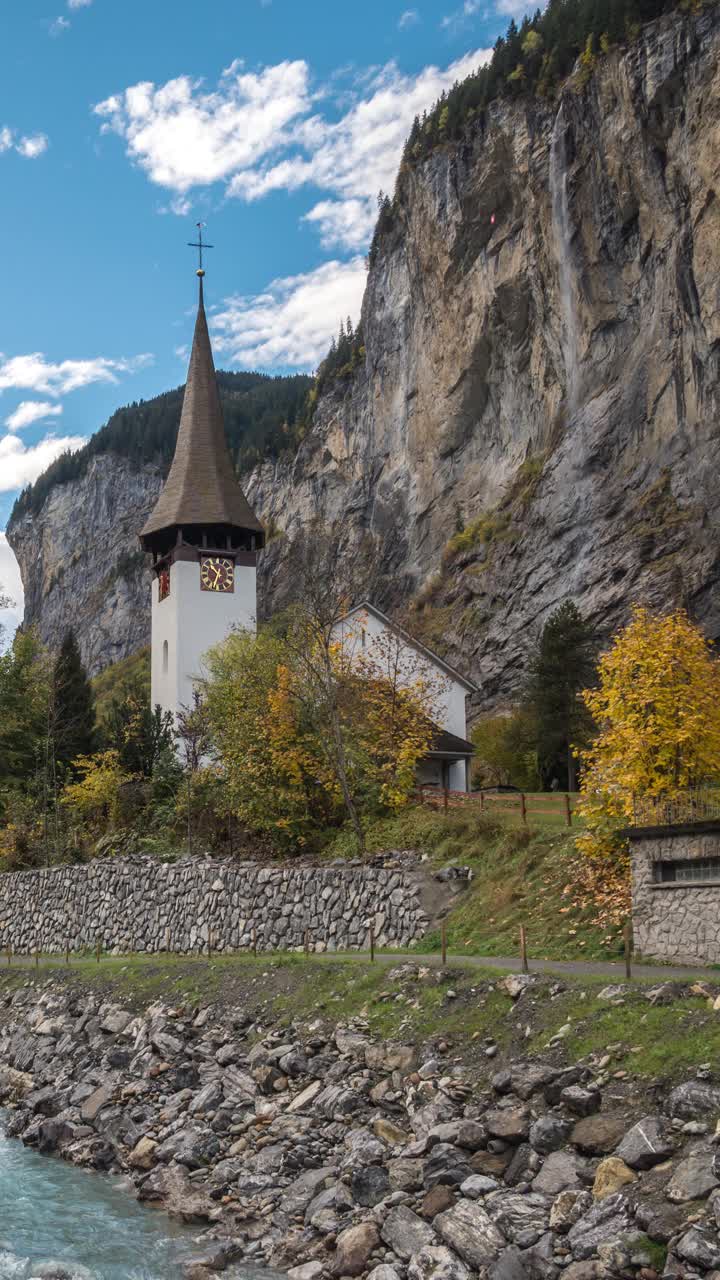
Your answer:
0;1119;272;1280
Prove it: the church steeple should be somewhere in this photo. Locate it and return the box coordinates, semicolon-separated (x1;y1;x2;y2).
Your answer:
140;236;264;728
140;256;264;557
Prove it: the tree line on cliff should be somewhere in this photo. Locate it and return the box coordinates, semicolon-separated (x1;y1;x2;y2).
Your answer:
10;370;312;522
368;0;710;267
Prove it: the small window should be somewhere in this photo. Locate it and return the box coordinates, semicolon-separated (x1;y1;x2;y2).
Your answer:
162;640;169;674
361;628;367;649
654;858;720;883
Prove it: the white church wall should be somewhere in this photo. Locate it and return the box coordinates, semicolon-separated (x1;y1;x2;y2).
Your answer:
151;558;256;723
449;759;469;791
335;607;469;739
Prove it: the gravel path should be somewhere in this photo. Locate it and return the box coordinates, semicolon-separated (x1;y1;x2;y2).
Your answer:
2;949;718;983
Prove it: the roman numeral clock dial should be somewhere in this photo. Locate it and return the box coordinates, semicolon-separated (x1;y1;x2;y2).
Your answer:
200;556;235;593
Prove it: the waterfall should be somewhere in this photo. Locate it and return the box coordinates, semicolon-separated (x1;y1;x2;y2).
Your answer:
549;103;580;415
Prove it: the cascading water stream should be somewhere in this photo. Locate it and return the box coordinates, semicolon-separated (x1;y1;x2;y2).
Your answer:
549;102;581;416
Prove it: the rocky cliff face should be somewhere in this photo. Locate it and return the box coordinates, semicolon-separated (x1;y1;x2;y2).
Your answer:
9;456;163;675
9;7;720;700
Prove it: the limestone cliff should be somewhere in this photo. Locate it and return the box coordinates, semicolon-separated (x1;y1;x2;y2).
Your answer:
8;7;720;703
9;456;163;675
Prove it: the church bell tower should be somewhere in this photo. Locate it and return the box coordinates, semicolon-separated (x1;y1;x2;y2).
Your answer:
139;236;264;724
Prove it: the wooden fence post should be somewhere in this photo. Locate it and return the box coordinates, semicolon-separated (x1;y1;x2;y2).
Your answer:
35;947;39;971
624;922;633;981
208;929;213;959
520;793;528;826
96;937;101;964
520;925;529;974
6;945;11;967
252;926;257;957
441;919;447;967
564;793;572;827
304;928;310;959
369;925;375;963
65;942;70;966
443;788;449;812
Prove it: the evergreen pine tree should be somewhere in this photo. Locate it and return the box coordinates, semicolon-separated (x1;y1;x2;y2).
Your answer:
525;602;596;791
52;629;96;770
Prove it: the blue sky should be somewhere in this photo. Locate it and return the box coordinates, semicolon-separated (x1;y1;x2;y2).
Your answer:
0;0;527;631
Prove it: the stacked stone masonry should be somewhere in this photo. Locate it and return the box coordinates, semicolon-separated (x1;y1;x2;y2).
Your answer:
630;828;720;965
0;856;429;956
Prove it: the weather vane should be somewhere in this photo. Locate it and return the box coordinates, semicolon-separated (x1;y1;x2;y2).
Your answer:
188;221;214;277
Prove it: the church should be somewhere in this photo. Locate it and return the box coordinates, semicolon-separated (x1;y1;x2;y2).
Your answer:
139;255;475;791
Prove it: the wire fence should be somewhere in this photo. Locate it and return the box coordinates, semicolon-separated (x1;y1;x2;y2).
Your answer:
416;786;578;827
630;791;720;828
418;787;720;832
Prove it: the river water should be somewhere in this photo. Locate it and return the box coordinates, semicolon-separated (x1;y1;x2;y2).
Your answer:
0;1121;266;1280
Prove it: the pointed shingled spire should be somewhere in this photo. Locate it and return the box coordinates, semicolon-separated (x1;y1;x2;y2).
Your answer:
140;276;264;545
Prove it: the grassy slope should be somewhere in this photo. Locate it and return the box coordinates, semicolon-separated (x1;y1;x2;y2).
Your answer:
326;807;626;962
91;647;150;725
2;953;718;1083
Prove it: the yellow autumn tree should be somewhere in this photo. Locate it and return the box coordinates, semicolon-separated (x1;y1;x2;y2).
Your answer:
353;625;444;809
204;629;338;849
577;607;720;861
204;617;444;852
61;750;134;835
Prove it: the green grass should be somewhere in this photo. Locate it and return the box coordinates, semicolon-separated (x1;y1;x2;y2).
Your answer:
3;954;719;1084
325;806;622;962
272;958;514;1042
0;951;312;1008
526;985;720;1079
629;1238;668;1272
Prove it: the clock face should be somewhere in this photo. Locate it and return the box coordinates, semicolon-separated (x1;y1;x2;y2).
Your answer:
200;555;235;593
158;568;170;602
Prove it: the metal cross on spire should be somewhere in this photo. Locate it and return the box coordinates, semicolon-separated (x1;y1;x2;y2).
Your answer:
187;222;214;277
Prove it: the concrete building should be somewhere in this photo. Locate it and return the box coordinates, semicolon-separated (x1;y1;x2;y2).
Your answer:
139;263;264;724
629;820;720;965
335;602;476;792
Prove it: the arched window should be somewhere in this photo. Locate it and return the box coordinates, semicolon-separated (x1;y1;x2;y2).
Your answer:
162;640;169;674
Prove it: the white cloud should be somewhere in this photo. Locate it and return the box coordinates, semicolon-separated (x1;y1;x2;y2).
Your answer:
398;9;420;28
94;60;311;193
0;533;24;648
68;0;93;8
228;51;490;249
211;257;367;370
440;1;482;31
495;0;534;12
50;15;71;35
0;432;86;493
230;52;486;204
15;134;48;159
158;194;192;217
95;50;491;250
0;352;153;397
0;127;50;158
302;198;376;251
5;401;63;432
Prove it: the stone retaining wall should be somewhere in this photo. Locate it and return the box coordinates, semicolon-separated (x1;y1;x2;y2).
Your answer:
0;856;430;955
630;824;720;965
